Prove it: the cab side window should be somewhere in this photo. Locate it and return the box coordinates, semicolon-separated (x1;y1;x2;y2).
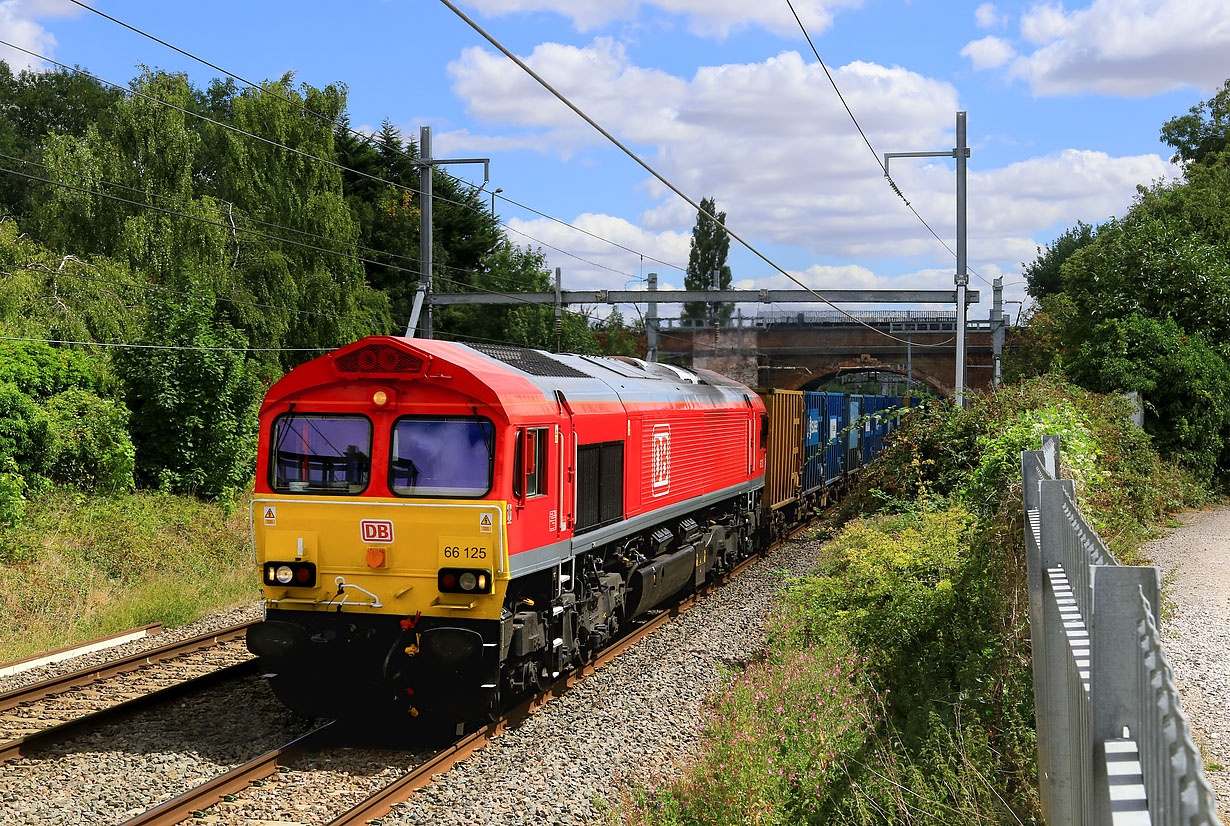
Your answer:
517;427;549;498
523;425;548;496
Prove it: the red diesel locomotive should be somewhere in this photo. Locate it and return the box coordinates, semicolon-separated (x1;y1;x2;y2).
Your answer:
246;336;766;726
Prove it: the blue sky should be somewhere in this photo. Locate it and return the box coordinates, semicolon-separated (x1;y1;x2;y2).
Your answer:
2;0;1227;324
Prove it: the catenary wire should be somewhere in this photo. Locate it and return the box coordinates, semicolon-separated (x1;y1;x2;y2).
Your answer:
0;164;602;329
437;0;948;349
784;0;994;288
0;150;531;292
8;148;612;301
2;38;656;286
0;163;427;278
0;161;602;329
57;1;690;273
0;334;331;352
7;262;363;324
0;150;430;275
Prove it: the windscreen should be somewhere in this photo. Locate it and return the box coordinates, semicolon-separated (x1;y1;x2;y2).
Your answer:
391;417;494;497
270;414;372;494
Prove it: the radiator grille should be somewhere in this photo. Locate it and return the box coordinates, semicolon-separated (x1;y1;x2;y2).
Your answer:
335;344;424;374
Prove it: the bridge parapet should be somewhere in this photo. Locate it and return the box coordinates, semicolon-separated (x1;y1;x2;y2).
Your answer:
1022;437;1221;825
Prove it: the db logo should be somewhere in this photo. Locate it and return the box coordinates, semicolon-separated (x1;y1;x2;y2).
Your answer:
651;424;671;496
360;519;394;543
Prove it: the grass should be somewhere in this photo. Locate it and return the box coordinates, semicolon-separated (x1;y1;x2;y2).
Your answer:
0;485;256;662
622;504;1038;826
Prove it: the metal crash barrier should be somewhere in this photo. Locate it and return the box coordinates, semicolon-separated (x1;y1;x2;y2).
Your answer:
1022;436;1222;826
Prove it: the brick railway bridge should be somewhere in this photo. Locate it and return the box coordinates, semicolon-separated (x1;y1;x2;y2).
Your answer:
655;311;998;398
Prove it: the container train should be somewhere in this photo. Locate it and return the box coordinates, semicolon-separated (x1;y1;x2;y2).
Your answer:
245;336;904;729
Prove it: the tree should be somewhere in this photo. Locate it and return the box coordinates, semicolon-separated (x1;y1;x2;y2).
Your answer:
595;307;638;356
1160;78;1230;166
435;240;598;353
0;61;121;213
1067;315;1230;482
681;197;732;327
1023;221;1097;299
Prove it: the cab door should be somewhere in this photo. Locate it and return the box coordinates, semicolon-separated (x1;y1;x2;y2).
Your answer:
555;391;576;536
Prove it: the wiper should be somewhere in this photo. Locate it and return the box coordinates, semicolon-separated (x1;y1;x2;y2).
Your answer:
274;403;299;485
472;405;494;460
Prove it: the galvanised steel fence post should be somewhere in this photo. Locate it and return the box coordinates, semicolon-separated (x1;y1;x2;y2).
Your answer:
1090;565;1160;825
1022;448;1051;810
1039;476;1078;825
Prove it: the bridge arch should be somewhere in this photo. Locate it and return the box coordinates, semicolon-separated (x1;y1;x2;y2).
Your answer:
780;359;949;398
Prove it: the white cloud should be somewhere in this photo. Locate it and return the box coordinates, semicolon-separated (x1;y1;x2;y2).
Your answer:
0;0;61;71
1019;2;1072;43
504;213;691;291
449;39;1177;308
975;3;1004;28
446;38;692;158
457;0;863;38
960;36;1016;70
1011;0;1230;96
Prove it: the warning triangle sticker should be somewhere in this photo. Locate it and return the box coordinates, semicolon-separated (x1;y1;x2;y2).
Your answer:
264;507;276;519
479;513;493;532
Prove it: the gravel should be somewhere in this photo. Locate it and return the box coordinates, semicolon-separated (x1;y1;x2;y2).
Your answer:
0;603;263;696
1140;507;1230;819
0;673;316;826
377;537;827;826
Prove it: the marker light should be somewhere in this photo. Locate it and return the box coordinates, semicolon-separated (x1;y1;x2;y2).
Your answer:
437;568;494;594
263;561;316;588
372;390;389;407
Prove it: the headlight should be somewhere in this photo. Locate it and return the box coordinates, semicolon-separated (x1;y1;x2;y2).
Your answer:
263;561;316;588
437;568;493;594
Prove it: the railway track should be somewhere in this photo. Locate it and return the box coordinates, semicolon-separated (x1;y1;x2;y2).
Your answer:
119;545;782;826
0;621;257;764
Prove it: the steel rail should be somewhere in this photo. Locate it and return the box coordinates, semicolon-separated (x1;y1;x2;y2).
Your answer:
117;723;337;826
0;620;255;713
124;527;819;825
326;547;775;826
0;659;259;764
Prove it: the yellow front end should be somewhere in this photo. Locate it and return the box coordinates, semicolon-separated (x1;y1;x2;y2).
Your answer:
252;496;510;622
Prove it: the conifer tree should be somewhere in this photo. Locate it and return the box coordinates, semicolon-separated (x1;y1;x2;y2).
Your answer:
681;197;733;327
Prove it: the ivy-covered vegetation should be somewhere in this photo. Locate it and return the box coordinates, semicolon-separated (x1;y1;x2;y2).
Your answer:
628;376;1206;825
1011;77;1230;485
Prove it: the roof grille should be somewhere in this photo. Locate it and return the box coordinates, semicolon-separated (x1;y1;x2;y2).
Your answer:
468;344;590;378
335;344;425;375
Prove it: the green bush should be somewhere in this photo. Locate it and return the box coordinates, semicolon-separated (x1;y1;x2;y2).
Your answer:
45;388;136;492
0;456;26;528
117;296;263;498
0;341;104;398
0;381;52;478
